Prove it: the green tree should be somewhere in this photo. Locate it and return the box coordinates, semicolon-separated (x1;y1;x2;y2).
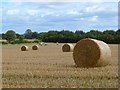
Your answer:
75;30;85;42
2;33;6;39
85;30;103;40
5;30;16;43
16;33;21;38
24;29;33;39
115;29;120;44
31;32;39;39
19;35;24;42
102;30;116;43
38;32;46;41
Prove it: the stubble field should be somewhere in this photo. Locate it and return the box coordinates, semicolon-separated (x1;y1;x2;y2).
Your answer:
2;43;119;88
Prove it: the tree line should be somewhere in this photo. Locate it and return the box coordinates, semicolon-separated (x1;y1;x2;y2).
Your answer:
1;29;120;44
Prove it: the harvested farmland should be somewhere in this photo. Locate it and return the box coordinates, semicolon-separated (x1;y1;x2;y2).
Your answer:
2;43;118;88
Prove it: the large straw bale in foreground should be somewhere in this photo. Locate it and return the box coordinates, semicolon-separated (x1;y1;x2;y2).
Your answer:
21;45;28;51
32;45;39;50
73;38;111;67
62;43;74;52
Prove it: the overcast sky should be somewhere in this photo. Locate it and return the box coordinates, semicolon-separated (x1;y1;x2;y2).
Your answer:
1;0;118;34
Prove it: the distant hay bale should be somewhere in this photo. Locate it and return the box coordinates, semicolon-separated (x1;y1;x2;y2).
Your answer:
32;45;39;50
39;42;43;46
73;38;111;67
62;43;74;52
21;45;28;51
56;42;59;45
44;43;47;46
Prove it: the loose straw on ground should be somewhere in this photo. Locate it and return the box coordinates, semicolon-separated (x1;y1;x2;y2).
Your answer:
73;38;111;67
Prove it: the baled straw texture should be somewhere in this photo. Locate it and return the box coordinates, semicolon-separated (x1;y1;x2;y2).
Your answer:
56;42;59;45
62;43;74;52
44;43;47;46
21;45;28;51
39;42;43;46
73;38;111;67
32;45;39;50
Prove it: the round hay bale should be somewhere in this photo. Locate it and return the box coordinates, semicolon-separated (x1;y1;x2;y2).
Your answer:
56;42;59;45
39;42;43;46
32;45;39;50
21;45;28;51
62;43;74;52
44;43;47;46
73;38;111;67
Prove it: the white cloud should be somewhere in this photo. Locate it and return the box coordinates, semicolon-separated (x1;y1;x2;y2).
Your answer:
40;12;54;17
6;9;20;15
5;0;23;3
85;3;117;14
80;18;85;20
7;0;23;6
41;14;45;18
89;16;98;22
55;14;59;16
67;11;81;15
0;9;2;22
2;2;118;33
85;5;106;13
86;5;97;12
48;4;57;8
27;10;38;16
74;16;98;22
0;8;2;13
4;0;119;2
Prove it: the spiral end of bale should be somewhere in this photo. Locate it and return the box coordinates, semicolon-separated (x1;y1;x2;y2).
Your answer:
73;38;111;67
62;43;74;52
21;45;28;51
32;45;39;50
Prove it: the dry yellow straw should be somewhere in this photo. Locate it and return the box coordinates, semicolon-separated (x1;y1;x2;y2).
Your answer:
73;38;111;67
